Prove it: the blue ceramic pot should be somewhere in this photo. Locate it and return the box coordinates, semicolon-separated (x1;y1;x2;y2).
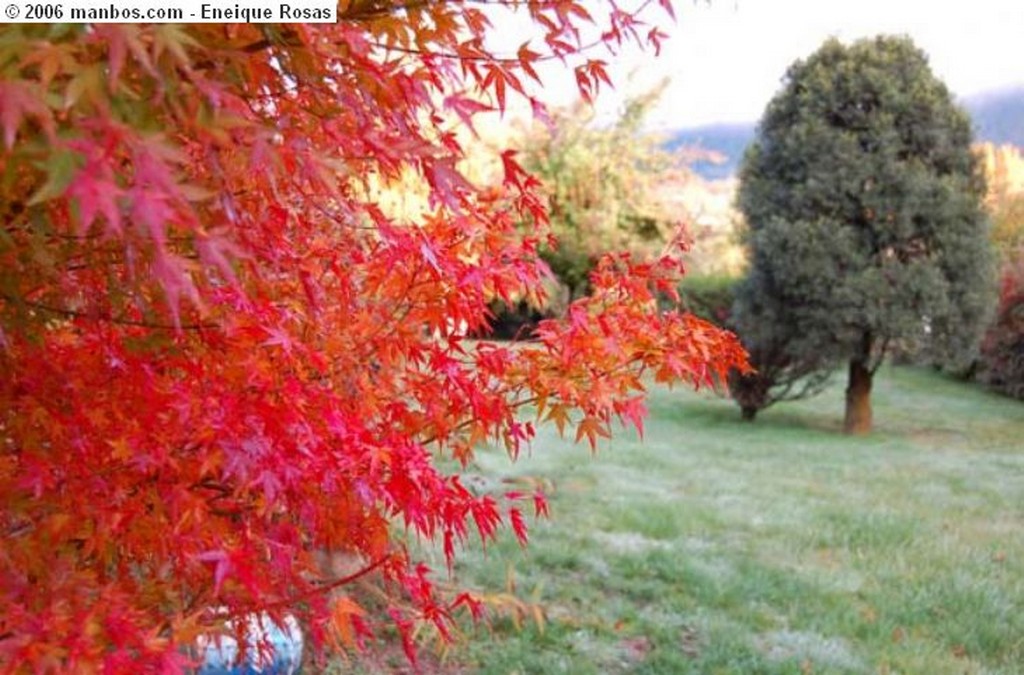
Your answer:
195;612;303;675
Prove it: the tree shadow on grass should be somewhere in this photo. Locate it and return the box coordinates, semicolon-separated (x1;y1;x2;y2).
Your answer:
655;395;846;437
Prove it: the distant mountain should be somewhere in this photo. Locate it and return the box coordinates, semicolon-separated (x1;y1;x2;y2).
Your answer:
962;85;1024;147
665;123;755;181
667;85;1024;181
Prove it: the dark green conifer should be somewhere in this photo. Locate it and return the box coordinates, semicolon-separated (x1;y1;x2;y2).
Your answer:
734;36;995;432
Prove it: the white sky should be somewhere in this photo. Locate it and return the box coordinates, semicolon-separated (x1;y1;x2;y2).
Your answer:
508;0;1024;129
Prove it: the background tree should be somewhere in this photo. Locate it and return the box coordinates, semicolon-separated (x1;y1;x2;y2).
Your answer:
980;249;1024;399
734;35;995;433
0;11;747;674
517;84;691;301
977;155;1024;397
991;192;1024;252
678;274;738;326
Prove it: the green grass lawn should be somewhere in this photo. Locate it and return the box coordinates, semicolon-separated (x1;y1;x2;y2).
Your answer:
357;366;1024;674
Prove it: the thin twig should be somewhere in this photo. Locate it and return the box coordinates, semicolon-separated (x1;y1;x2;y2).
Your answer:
0;292;216;331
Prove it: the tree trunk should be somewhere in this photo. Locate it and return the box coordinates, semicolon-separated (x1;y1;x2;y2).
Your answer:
732;372;768;422
844;351;873;435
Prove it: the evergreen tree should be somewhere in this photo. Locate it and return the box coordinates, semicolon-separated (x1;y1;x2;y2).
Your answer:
734;35;995;433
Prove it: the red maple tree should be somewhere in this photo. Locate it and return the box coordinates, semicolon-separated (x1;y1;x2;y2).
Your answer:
0;11;747;673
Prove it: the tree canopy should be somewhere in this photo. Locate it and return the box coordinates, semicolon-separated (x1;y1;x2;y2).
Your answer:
0;12;747;673
518;84;690;300
733;35;995;432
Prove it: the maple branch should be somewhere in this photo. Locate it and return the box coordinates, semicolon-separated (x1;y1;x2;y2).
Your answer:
419;393;539;447
4;520;34;539
193;477;230;491
251;554;393;614
368;39;605;64
337;0;431;21
0;292;216;331
226;0;595;37
344;0;585;21
312;554;391;593
364;0;658;63
356;268;422;350
233;6;638;69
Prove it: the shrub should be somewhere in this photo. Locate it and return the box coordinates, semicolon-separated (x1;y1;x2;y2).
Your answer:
981;251;1024;399
679;274;739;325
